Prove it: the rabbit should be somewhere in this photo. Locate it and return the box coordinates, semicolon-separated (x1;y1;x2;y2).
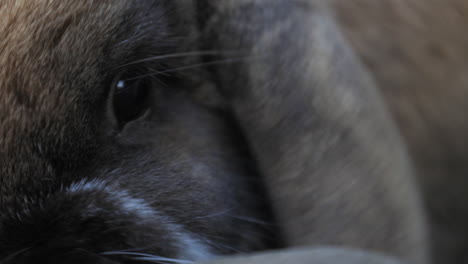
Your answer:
0;1;274;263
199;0;468;264
2;0;468;264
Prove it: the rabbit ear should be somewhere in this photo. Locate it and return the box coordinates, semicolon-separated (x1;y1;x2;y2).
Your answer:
196;1;427;263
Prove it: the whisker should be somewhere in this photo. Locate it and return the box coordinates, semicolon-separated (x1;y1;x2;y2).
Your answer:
132;256;193;264
124;71;170;82
128;56;254;81
184;232;244;254
1;247;32;263
191;208;233;220
230;215;277;226
131;257;166;264
120;56;251;81
101;251;192;264
157;57;252;74
183;209;274;226
116;24;143;46
104;247;149;253
117;50;242;69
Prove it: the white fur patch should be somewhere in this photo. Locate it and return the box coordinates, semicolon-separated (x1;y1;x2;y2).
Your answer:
67;178;215;260
68;178;155;219
68;178;108;193
177;233;215;261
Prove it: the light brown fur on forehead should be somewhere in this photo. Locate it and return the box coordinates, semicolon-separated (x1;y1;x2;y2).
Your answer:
0;0;175;190
0;0;139;192
0;0;132;141
0;0;128;93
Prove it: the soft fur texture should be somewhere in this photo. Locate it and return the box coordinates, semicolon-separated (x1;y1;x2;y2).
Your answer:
0;1;273;263
197;1;426;263
331;1;468;263
1;0;467;264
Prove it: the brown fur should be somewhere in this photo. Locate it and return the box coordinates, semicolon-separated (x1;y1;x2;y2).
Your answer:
1;0;467;264
331;1;468;262
198;1;427;263
0;1;274;262
199;0;468;263
0;0;128;202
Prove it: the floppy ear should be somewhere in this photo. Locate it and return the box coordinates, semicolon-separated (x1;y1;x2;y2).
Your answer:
195;0;427;263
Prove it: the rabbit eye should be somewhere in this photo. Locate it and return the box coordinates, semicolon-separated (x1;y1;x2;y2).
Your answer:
112;73;151;126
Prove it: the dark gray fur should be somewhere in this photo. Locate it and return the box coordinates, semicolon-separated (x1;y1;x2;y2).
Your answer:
196;1;427;263
0;0;440;264
0;1;273;263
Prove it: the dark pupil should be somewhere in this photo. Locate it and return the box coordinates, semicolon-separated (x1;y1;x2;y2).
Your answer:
113;77;150;125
